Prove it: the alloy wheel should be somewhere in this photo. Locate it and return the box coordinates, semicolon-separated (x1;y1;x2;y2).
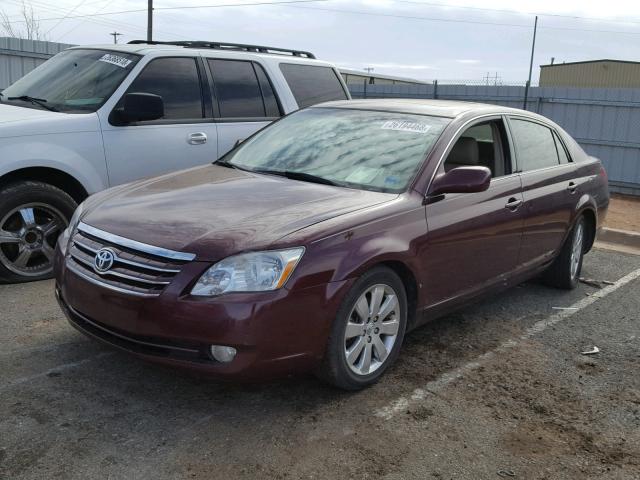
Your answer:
343;284;400;376
0;203;67;277
570;222;584;280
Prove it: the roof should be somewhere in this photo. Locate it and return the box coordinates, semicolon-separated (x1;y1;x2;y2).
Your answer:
540;59;640;68
313;99;523;118
339;68;430;85
67;43;328;65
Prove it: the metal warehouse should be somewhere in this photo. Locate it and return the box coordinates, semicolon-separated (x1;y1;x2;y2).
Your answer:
539;59;640;88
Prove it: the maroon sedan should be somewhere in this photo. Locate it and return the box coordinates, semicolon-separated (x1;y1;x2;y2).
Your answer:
54;100;609;390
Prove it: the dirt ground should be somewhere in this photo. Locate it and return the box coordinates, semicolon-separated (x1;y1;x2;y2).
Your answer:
1;248;640;479
605;194;640;232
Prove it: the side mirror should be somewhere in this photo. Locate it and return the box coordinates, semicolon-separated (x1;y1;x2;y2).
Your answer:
119;92;164;123
429;166;491;196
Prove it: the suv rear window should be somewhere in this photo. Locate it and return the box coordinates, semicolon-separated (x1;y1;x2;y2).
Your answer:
279;63;348;109
208;59;280;118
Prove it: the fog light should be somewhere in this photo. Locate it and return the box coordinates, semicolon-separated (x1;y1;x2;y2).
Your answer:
210;345;237;363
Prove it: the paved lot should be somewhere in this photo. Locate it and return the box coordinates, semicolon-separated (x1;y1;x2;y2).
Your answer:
1;248;639;479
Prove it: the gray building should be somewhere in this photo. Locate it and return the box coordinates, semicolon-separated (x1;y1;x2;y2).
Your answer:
539;59;640;88
340;68;429;86
0;37;73;90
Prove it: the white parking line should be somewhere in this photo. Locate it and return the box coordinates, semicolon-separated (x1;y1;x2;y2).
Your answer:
0;351;114;392
376;266;640;420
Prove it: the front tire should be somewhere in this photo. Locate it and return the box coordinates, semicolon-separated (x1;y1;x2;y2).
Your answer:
542;216;586;290
316;266;408;390
0;181;76;283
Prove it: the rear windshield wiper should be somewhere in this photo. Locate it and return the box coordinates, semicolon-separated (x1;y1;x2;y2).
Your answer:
7;95;59;112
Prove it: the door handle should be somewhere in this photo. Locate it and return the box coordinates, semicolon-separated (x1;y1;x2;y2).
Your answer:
188;132;207;145
567;181;578;193
505;198;523;211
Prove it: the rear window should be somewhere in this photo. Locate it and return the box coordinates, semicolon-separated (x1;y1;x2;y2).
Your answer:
279;63;348;108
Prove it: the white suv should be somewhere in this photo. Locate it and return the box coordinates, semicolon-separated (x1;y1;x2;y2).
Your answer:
0;40;350;282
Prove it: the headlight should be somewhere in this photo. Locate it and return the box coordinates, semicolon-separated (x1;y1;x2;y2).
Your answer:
191;248;305;296
58;202;84;255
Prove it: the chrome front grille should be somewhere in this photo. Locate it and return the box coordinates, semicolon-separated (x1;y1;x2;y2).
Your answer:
66;222;195;297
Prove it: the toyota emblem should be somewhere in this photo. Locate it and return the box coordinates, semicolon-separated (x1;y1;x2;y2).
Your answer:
93;248;115;273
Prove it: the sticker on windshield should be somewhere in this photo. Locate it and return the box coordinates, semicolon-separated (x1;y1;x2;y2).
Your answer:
98;53;132;68
381;120;431;134
345;166;380;184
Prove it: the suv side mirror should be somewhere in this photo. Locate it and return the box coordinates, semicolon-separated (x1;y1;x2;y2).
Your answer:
429;166;491;196
119;93;164;123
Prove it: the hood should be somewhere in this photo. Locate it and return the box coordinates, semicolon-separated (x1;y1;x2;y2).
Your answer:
0;103;98;139
82;165;397;261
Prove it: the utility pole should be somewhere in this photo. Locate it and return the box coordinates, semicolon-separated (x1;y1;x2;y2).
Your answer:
109;31;122;44
523;15;538;110
147;0;153;42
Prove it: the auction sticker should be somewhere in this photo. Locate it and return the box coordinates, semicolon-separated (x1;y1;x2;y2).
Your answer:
381;120;431;134
98;53;132;68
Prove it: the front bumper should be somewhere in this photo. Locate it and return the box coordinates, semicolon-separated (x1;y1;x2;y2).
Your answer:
55;245;353;381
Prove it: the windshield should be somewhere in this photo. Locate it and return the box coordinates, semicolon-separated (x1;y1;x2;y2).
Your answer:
225;107;449;193
1;49;140;113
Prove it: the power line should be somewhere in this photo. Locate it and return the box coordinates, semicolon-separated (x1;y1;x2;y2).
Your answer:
2;0;331;25
391;0;640;28
286;5;640;36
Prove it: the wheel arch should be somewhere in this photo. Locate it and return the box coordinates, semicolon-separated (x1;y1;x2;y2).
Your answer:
0;167;89;203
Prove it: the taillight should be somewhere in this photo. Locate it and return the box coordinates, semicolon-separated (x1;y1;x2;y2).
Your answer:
600;165;608;182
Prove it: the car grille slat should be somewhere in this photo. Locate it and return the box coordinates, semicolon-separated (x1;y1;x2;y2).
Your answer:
66;225;192;296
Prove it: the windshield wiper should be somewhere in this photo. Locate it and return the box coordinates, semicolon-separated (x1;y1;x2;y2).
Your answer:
277;171;339;186
7;95;59;112
214;160;255;172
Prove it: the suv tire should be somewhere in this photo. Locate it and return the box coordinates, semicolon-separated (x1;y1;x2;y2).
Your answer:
0;181;76;283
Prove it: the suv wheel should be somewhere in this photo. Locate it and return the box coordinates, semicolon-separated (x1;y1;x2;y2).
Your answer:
0;181;76;283
317;266;407;390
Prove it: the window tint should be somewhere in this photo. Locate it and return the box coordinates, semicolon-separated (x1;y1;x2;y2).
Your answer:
553;131;571;164
126;57;203;120
444;121;509;177
279;63;348;108
254;64;280;117
510;119;560;171
209;59;276;118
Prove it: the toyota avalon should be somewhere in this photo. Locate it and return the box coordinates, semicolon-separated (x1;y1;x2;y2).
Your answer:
54;99;609;390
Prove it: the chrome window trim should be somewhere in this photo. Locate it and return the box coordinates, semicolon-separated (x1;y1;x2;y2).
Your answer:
78;222;196;261
425;113;510;196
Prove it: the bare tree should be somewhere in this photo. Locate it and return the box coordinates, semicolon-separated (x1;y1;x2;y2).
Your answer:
0;1;46;40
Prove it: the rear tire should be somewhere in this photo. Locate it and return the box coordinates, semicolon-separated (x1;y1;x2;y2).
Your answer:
541;216;586;290
0;181;76;284
316;266;408;390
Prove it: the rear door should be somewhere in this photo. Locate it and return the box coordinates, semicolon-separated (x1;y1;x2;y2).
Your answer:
508;116;577;269
206;58;282;157
101;56;218;185
423;117;525;306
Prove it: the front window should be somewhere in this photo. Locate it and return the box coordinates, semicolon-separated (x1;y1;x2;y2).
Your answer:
1;49;140;113
225;107;449;193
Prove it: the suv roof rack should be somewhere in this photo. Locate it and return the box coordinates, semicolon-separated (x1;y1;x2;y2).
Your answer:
127;40;316;59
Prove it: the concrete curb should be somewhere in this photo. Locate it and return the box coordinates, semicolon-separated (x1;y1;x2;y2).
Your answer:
598;228;640;249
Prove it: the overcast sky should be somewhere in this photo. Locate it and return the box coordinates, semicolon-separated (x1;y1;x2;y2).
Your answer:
3;0;640;82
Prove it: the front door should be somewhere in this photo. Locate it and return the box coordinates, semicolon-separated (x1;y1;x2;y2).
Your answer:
100;56;218;186
423;118;525;306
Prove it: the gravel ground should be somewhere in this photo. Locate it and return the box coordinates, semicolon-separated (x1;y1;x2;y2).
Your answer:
1;248;639;479
605;194;640;232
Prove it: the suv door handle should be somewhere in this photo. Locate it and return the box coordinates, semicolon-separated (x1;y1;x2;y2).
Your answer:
567;181;578;193
188;132;207;145
505;198;523;211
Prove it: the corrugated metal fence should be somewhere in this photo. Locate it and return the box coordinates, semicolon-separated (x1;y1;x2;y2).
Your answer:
0;37;73;90
350;83;640;196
